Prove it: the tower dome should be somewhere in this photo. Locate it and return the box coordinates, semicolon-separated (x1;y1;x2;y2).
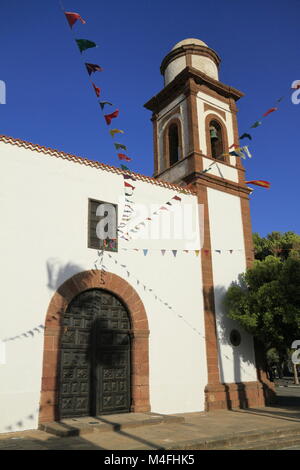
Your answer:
160;38;221;86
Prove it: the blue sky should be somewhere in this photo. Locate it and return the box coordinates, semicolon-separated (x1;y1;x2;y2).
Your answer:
1;0;299;236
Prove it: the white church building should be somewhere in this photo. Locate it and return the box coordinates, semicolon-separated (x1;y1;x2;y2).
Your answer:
0;38;273;434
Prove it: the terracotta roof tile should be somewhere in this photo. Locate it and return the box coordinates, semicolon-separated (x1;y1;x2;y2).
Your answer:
0;134;195;195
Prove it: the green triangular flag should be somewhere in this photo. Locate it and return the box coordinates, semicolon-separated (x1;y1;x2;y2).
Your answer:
250;121;262;128
76;39;97;53
121;164;130;171
114;143;127;151
99;101;112;110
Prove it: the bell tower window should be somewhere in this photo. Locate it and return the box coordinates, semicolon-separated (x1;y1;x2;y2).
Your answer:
209;120;224;160
168;123;180;166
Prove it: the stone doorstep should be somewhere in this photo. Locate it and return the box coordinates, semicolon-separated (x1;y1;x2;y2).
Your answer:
164;425;300;450
39;413;185;438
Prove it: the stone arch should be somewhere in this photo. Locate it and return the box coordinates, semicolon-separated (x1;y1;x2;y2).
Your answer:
39;270;150;423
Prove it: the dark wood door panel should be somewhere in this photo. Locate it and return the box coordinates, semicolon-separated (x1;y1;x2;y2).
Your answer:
59;289;131;419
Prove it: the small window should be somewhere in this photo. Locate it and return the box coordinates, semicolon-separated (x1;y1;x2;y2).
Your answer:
88;199;118;252
230;329;241;347
168;123;180;166
209;120;224;160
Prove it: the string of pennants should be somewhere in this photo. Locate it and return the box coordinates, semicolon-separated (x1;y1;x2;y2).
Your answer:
204;83;300;190
61;7;134;169
119;194;182;240
1;324;45;343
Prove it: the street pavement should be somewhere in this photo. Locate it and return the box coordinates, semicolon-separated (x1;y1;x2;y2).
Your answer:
0;382;300;450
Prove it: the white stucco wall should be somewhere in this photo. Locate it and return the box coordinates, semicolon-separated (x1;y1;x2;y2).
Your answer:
202;157;238;183
207;188;257;383
0;141;207;432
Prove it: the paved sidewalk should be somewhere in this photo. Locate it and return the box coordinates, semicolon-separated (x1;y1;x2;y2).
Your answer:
1;405;300;450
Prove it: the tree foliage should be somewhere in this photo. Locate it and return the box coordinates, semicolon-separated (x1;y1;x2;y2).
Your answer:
225;231;300;352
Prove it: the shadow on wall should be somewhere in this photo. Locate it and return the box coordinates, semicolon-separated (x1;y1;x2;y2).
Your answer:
214;279;276;407
46;258;84;292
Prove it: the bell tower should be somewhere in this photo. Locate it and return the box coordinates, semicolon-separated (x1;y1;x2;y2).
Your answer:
144;39;274;411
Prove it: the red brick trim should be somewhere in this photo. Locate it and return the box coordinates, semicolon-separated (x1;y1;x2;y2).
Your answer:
190;183;220;388
39;270;150;423
184;78;201;162
205;381;267;410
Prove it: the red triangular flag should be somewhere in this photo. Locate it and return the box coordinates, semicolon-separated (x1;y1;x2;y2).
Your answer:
118;153;132;162
65;11;86;28
92;83;100;97
104;109;119;125
124;181;135;190
262;107;277;117
172;195;181;201
159;206;168;211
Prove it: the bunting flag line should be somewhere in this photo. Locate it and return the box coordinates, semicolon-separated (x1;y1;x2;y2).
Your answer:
245;180;271;189
110;129;124;138
92;83;100;97
250;121;262;128
123;174;136;181
119;193;183;241
262;107;277;118
65;11;86;28
76;39;97;53
202;168;212;174
85;62;103;75
118;153;132;162
242;146;252;158
100;101;113;110
239;133;252;141
104;110;119;125
114;143;127;151
124;181;135;190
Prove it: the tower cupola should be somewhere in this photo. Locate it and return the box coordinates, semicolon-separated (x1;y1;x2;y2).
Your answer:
161;38;221;86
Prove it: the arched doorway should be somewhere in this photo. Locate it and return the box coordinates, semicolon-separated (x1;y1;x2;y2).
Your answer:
39;270;150;423
59;289;131;418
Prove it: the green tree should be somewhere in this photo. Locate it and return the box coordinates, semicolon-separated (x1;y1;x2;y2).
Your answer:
225;232;300;378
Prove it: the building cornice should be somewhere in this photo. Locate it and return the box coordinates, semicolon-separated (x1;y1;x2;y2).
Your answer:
144;66;244;114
